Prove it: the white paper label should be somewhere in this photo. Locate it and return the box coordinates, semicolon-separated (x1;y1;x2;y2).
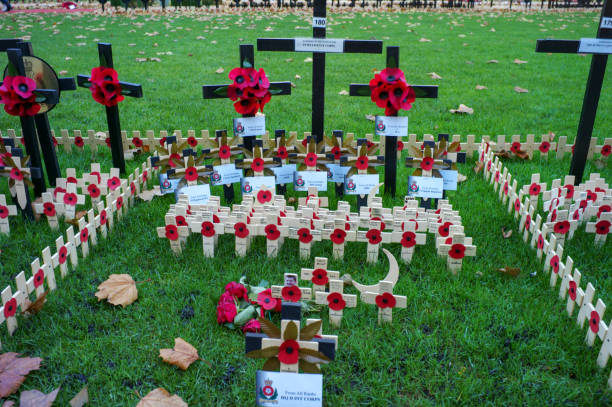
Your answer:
211;164;243;185
326;164;350;183
407;176;444;198
578;38;612;54
241;176;276;194
159;173;181;195
375;116;408;138
312;17;326;28
344;174;380;195
439;170;458;191
233;115;266;137
601;17;612;29
176;184;211;204
256;371;322;407
295;38;344;53
272;164;296;184
294;171;328;191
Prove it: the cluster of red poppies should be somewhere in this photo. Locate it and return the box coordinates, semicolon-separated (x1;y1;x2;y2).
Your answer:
369;68;416;116
227;67;271;115
89;67;124;107
217;281;261;334
0;76;41;117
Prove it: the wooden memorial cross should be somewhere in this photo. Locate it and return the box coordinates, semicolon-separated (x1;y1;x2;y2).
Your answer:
572;280;594;320
235;140;280;179
257;0;383;143
314;279;357;327
289;136;333;172
224;213;258;257
77;43;143;174
586;211;612;245
291;221;322;259
271;273;313;303
245;302;336;373
157;215;190;254
268;129;298;195
301;257;340;292
578;292;607;347
189;214;225;258
95;201;111;239
545;210;577;246
76;216;94;258
520;173;547;208
323;219;357;259
357;219;392;263
342;139;384;208
349;46;438;197
324;130;354;197
361;280;407;325
438;230;476;273
54;182;85;220
0;195;17;235
391;220;426;263
202;44;292;152
0;285;25;336
405;140;454;208
259;217;289;257
201;129;243;203
519;202;536;240
535;0;612;183
166;152;212;187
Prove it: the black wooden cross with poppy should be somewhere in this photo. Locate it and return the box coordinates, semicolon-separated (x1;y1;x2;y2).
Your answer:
349;46;438;198
535;0;611;184
77;43;143;175
202;44;292;153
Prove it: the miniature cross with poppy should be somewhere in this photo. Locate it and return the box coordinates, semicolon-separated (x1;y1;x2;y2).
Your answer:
54;182;85;220
298;186;329;209
0;152;36;217
521;173;547;209
0;285;25;335
0;194;17;235
324;130;354;196
76;217;94;258
200;130;244;203
77;43;143;174
579;293;607;348
545;211;577;246
157;215;190;254
224;215;257;257
314;279;357;328
586;199;612;223
493;164;507;195
166;152;212;187
361;280;407;325
292;225;322;259
572;280;594;322
94;201;111;239
271;273;313;304
438;232;476;273
235;141;280;178
510;188;526;220
245;302;336;373
189;215;225;258
323;222;357;259
586;212;612;245
342;139;385;208
82;172;108;207
519;203;536;239
265;129;298;195
28;255;54;299
357;219;392;263
390;221;427;263
257;220;289;258
502;177;517;207
301;257;340;293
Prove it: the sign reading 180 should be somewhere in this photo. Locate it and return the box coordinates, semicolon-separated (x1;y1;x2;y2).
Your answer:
312;17;326;28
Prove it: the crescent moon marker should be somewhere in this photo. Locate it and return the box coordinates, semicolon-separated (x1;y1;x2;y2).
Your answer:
351;248;400;294
367;183;383;207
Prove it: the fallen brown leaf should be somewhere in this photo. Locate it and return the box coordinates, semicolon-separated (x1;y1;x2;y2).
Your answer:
457;173;467;183
22;291;48;316
215;67;224;74
19;387;60;407
513;58;528;64
475;85;487;90
449;104;474;115
2;401;15;406
285;58;293;63
69;385;88;407
514;86;529;93
136;388;187;407
497;267;521;277
338;90;349;95
160;338;202;370
494;150;511;159
138;190;157;201
365;114;375;121
428;72;442;80
487;59;498;64
95;274;138;307
501;227;513;239
419;37;431;42
0;353;43;397
473;161;484;174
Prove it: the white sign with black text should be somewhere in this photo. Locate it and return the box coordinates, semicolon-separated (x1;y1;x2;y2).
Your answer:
233;115;266;137
312;17;326;28
601;17;612;29
241;176;276;194
578;38;612;54
326;164;350;183
375;115;408;138
294;171;328;191
344;174;380;195
272;164;297;185
294;38;344;53
256;371;322;407
407;176;444;198
175;184;211;204
159;173;181;195
211;163;243;186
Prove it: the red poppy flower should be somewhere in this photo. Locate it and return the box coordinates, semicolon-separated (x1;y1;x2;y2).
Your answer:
142;170;148;183
86;184;100;199
311;268;329;286
528;183;541;196
251;157;265;173
234;222;249;238
278;339;300;365
100;209;107;225
281;285;302;302
438;222;452;237
503;181;509;196
330;146;342;160
158;136;167;147
165;224;178;241
74;136;84;148
301;138;308;148
52;136;58;147
539;141;551;153
370;217;386;231
33;268;45;288
375;292;396;309
585;190;597;202
380;67;406;84
168;153;181;168
590;310;601;333
579;200;588;210
257;289;278;311
420;157;434;171
90;79;124;107
356;156;369;170
171;217;185;228
90;66;118;85
116;196;123;210
572;209;581;221
297;227;313;244
389;82;416;112
57;246;68;265
305;153;317;168
80;228;89;243
107;177;120;191
65;176;78;185
366;229;382;245
186;136;197;148
3;298;17;318
537;234;544;250
330;228;347;245
7;75;37;98
401;231;417;248
128;136;143;148
550;254;559;274
234;97;260;115
397;140;404;151
597;205;611;219
571;144;576;154
510;142;522;154
550;209;558;222
560;184;574;200
184;166;198;182
449;243;466;259
229;67;258;89
217;145;231;160
130;182;136;196
196;221;214;237
601;144;611;157
553;221;570;235
0;205;8;219
566;281;577;302
257;189;272;204
63;193;77;206
514;198;521;213
9;168;23;181
42;202;56;217
494;171;500;183
276;146;288;160
265;224;281;241
327;292;346;311
2;97;40;117
595;220;611;235
525;215;531;230
105;137;111;148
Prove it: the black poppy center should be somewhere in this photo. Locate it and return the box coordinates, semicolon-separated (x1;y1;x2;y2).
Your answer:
240;99;250;107
333;298;339;304
382;298;388;304
236;76;244;84
379;91;388;100
264;298;270;304
285;346;294;354
18;84;28;92
105;83;116;92
393;88;403;97
7;305;13;311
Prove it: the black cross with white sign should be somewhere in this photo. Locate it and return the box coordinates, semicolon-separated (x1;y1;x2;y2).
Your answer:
202;44;292;153
348;46;438;198
257;0;383;143
536;0;611;184
77;43;143;175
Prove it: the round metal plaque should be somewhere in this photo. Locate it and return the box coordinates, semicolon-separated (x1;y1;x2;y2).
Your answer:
3;56;60;114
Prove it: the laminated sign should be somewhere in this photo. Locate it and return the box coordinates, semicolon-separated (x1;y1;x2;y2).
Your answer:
233;115;266;137
211;163;243;186
375;116;408;138
256;371;322;407
242;176;276;194
407;176;444;198
294;171;328;191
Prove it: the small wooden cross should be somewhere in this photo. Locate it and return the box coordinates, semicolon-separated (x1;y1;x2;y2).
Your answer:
0;151;37;218
55;182;85;220
361;280;407;325
0;285;25;335
521;173;547;209
235;141;280;178
301;257;340;292
297;186;329;209
288;136;333;172
77;217;94;258
314;279;357;327
356;219;392;263
342;139;384;208
157;215;190;254
323;221;357;259
224;214;258;257
189;215;225;258
586;212;612;245
292;223;322;259
0;195;17;235
271;273;313;303
391;220;427;263
95;201;110;239
438;231;476;273
258;219;289;258
579;293;607;348
166;152;213;188
544;210;577;246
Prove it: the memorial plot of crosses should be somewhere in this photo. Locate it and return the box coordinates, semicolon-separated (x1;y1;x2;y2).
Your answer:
361;280;407;325
349;46;439;197
77;43;143;174
301;257;340;292
314;278;357;327
257;0;382;142
245;302;336;373
271;273;313;303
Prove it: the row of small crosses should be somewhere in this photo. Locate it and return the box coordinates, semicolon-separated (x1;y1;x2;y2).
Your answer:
478;141;612;387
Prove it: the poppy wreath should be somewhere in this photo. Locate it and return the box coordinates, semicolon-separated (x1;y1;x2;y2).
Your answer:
375;292;396;309
227;67;271;115
369;68;415;116
89;67;124;107
0;76;41;117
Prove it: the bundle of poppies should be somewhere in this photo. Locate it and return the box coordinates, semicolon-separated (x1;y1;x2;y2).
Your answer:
369;67;415;116
0;76;41;117
227;67;271;115
89;67;124;107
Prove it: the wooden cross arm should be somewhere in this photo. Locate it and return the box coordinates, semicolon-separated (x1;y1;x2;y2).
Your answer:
76;75;143;98
349;84;439;99
257;38;383;54
314;291;357;307
202;82;292;99
535;39;580;54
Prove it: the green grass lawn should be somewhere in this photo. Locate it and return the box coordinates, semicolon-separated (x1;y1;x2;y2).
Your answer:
0;8;611;406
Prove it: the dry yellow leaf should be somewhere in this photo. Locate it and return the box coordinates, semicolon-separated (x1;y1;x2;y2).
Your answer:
449;104;474;115
136;388;187;407
95;274;138;307
159;338;200;371
69;385;88;407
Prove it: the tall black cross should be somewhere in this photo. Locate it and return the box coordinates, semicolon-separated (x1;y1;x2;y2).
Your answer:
348;46;438;198
202;44;292;153
4;48;59;197
257;0;383;143
536;0;611;184
77;43;143;175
